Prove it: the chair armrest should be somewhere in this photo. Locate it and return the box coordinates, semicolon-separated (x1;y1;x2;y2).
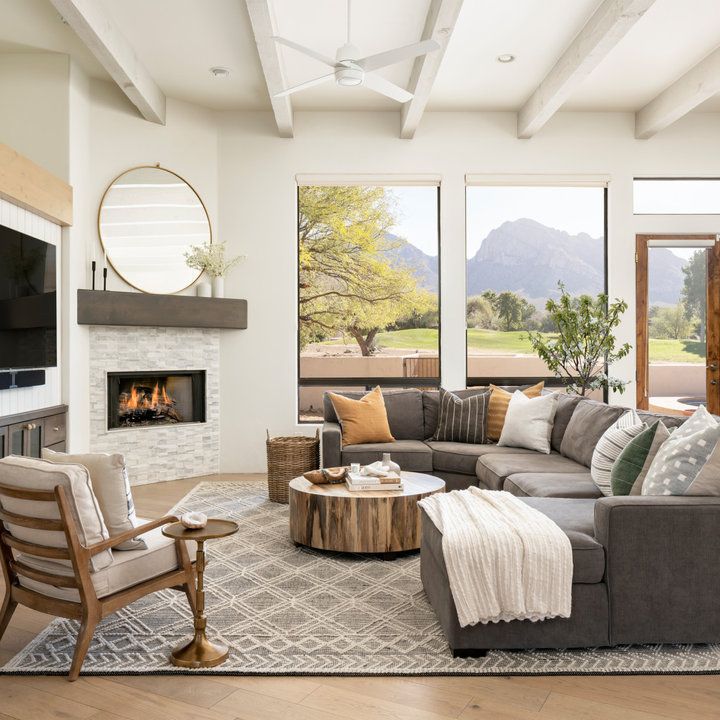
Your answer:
322;421;342;467
87;515;178;556
594;495;720;644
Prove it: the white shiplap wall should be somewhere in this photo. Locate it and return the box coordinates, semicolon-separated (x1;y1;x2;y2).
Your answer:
0;198;62;417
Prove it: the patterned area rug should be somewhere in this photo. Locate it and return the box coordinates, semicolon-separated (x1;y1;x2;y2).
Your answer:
3;480;719;676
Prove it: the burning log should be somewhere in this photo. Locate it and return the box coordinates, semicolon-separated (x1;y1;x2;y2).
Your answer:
118;382;184;426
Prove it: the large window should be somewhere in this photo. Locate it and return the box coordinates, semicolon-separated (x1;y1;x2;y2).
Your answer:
298;183;440;422
465;185;606;386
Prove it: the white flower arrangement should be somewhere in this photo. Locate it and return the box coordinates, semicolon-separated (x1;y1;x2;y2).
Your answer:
184;241;245;278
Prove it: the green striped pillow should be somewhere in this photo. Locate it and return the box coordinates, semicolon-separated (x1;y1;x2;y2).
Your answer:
610;421;670;496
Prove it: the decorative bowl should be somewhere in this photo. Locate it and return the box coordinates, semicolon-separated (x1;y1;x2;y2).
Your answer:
303;467;347;484
180;511;208;529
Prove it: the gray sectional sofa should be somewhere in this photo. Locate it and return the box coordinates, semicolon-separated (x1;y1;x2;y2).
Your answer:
321;387;720;654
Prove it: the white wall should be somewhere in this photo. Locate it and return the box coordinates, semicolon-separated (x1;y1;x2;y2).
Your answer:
0;53;69;179
217;110;720;472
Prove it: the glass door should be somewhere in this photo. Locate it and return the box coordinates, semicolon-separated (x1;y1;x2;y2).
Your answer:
636;234;720;415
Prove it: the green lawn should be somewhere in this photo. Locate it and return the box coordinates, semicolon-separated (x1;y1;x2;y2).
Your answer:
366;328;706;363
323;328;705;363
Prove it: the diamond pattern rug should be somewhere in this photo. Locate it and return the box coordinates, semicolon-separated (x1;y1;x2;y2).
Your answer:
2;480;719;676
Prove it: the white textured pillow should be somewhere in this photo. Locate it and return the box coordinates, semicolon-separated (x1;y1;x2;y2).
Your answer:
42;449;146;550
590;410;645;497
498;391;558;454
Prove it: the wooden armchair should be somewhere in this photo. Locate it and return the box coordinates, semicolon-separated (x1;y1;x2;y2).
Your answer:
0;458;195;681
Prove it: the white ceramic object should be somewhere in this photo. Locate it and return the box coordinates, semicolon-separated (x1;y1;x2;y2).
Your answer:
382;453;401;473
181;511;208;529
212;276;224;298
196;281;211;297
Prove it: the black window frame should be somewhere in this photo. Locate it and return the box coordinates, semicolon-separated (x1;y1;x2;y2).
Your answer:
464;185;609;397
297;183;442;424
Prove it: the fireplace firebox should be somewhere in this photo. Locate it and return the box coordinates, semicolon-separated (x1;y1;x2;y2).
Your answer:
107;370;206;429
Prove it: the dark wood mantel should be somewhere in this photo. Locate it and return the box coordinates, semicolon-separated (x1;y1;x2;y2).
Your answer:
77;290;247;330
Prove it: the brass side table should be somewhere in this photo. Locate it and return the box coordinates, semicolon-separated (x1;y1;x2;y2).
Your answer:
162;519;239;668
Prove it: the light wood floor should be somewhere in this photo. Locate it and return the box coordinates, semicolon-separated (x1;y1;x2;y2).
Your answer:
1;473;718;720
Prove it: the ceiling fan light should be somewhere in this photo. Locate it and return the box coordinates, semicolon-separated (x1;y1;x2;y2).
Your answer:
335;65;364;87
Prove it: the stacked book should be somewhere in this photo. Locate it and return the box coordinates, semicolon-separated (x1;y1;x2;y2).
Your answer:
346;471;403;492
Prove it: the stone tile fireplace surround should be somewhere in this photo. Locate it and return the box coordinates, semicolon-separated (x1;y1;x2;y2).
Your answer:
89;326;220;485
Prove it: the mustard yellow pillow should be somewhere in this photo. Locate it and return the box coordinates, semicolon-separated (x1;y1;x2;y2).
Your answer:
328;386;395;446
486;382;544;441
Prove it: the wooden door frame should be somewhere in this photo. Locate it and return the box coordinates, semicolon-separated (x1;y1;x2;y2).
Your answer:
635;234;720;412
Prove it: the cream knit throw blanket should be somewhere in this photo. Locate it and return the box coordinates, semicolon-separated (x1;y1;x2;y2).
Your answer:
419;489;573;627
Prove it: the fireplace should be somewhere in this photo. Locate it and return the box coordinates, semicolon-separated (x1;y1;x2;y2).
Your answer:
107;370;206;430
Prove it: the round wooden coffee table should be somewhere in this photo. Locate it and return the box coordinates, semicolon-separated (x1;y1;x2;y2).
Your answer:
288;471;445;557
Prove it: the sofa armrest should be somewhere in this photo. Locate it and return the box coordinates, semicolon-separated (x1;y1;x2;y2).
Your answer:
594;495;720;645
321;422;342;467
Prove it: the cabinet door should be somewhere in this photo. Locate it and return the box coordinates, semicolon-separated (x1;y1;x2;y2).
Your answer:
8;421;43;457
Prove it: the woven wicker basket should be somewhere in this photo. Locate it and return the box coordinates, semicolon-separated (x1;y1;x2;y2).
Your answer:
266;429;320;503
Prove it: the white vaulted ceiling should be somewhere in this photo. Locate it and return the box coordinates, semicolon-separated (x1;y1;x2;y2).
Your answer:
2;0;720;132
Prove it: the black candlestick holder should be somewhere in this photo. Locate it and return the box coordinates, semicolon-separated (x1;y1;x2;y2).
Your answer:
103;266;108;291
91;261;96;290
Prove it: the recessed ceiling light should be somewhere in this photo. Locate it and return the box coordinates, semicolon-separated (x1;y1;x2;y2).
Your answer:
209;66;231;78
496;54;515;64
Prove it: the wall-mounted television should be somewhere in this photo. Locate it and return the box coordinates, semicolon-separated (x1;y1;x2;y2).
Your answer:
0;225;57;370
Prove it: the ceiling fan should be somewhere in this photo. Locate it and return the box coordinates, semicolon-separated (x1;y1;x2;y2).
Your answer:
272;0;440;103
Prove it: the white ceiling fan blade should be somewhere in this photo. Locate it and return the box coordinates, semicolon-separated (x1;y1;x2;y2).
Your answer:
272;37;336;67
358;39;440;72
274;73;335;98
362;73;413;103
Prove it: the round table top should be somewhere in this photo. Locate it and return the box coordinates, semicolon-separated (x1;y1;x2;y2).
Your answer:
162;518;239;541
289;470;445;499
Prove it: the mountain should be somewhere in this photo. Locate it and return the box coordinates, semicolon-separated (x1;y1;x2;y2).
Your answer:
382;233;439;291
386;219;687;306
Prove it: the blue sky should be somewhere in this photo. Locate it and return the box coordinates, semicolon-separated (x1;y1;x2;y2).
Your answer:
387;186;606;258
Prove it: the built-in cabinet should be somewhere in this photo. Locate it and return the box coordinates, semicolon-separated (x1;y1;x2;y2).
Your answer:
0;405;68;459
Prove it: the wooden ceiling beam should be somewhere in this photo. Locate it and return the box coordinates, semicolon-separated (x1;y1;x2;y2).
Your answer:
49;0;166;124
517;0;656;139
635;45;720;139
245;0;294;138
400;0;464;140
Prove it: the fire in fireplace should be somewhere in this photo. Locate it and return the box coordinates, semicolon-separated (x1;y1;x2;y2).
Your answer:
107;370;206;429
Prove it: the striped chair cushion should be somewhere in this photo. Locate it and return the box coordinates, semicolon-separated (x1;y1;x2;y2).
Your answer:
590;409;646;496
433;388;490;444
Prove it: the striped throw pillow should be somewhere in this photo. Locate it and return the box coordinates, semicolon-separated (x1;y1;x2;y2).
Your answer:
433;388;490;444
486;382;544;441
591;410;645;496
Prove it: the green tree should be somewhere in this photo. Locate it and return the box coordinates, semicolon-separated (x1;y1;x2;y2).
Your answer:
298;186;427;356
495;291;523;331
466;295;496;329
649;303;693;340
681;250;707;341
526;283;631;396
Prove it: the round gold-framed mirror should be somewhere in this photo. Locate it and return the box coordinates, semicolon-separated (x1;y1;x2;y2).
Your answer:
98;165;211;294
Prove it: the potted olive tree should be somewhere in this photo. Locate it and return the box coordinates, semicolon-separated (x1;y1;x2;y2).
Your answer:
527;283;631;396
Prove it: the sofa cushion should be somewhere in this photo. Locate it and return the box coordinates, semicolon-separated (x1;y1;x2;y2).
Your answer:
421;496;604;584
324;388;424;440
328;387;394;445
550;393;586;452
16;520;196;602
520;498;605;583
432;388;490;444
0;455;113;572
422;388;488;440
487;382;544;442
638;410;686;430
476;452;587;491
426;441;491;475
504;473;602;499
560;400;626;468
341;440;432;472
42;448;146;551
